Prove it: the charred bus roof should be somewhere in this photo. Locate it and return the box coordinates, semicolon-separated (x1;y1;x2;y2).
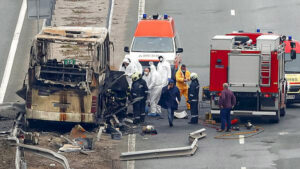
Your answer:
35;26;108;44
30;27;109;90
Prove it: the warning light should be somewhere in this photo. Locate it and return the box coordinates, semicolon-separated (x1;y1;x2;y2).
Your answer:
164;14;168;19
256;29;260;33
264;94;271;98
289;36;292;41
143;14;147;19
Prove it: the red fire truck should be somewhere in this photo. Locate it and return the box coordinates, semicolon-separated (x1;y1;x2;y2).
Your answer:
209;31;296;123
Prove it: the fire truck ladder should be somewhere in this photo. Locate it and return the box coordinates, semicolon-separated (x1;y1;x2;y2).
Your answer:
260;45;272;87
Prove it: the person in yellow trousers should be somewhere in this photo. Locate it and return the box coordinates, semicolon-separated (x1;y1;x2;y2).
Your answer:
175;64;191;110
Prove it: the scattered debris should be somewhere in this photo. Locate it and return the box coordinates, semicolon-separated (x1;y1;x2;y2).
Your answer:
111;128;122;140
124;118;133;124
50;163;56;167
174;110;188;119
142;125;157;135
245;121;253;130
74;138;94;150
60;135;76;145
188;128;206;143
120;128;206;160
22;132;39;145
232;126;240;131
70;125;87;139
96;126;105;141
49;137;66;149
59;144;82;153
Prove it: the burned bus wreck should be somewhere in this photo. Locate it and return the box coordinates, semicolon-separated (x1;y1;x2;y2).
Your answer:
22;27;128;125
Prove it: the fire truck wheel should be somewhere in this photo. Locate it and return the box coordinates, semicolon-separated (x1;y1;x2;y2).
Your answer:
212;115;220;123
270;112;280;123
280;107;286;117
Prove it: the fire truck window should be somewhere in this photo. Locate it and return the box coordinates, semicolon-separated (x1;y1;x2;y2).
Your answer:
285;54;300;72
131;37;174;52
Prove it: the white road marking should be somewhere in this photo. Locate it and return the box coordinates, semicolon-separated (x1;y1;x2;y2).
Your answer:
279;131;289;135
241;167;246;169
107;0;115;33
126;1;145;167
231;9;236;16
138;0;146;21
0;0;27;103
127;134;136;169
239;135;245;144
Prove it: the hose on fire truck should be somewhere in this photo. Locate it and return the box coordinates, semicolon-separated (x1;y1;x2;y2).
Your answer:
214;126;264;139
198;118;265;139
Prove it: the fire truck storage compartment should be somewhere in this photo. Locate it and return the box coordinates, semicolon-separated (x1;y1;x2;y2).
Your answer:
228;54;260;91
256;35;280;51
211;35;235;50
234;92;258;111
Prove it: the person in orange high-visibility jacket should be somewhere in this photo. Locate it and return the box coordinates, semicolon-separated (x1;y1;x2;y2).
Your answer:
175;64;191;109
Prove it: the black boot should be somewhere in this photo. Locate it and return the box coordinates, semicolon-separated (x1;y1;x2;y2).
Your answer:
140;115;145;123
133;118;140;124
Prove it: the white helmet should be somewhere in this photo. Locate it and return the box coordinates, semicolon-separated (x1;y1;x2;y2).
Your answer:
190;72;198;80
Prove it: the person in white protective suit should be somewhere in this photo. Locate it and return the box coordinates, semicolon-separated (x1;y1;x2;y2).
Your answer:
119;58;136;87
124;54;143;74
157;55;171;86
147;62;163;116
131;56;143;74
142;67;151;87
142;67;152;114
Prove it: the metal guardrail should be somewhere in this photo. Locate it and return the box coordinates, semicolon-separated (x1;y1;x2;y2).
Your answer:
120;128;206;161
120;138;199;161
18;143;71;169
5;110;70;169
7;112;24;169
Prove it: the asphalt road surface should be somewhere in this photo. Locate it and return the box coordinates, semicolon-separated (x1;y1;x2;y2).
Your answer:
121;0;300;169
0;0;21;83
0;0;36;103
0;0;36;132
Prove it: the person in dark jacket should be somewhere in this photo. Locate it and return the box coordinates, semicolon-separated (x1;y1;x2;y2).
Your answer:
158;79;181;127
131;72;148;124
217;83;236;132
188;73;200;124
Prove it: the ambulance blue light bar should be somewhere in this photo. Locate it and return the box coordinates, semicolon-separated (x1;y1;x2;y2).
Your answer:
164;14;168;19
256;29;260;33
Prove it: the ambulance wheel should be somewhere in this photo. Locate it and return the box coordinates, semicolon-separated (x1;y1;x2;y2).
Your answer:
280;107;286;117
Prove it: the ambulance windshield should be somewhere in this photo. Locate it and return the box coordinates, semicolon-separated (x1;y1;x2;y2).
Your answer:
132;37;174;52
285;53;300;72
